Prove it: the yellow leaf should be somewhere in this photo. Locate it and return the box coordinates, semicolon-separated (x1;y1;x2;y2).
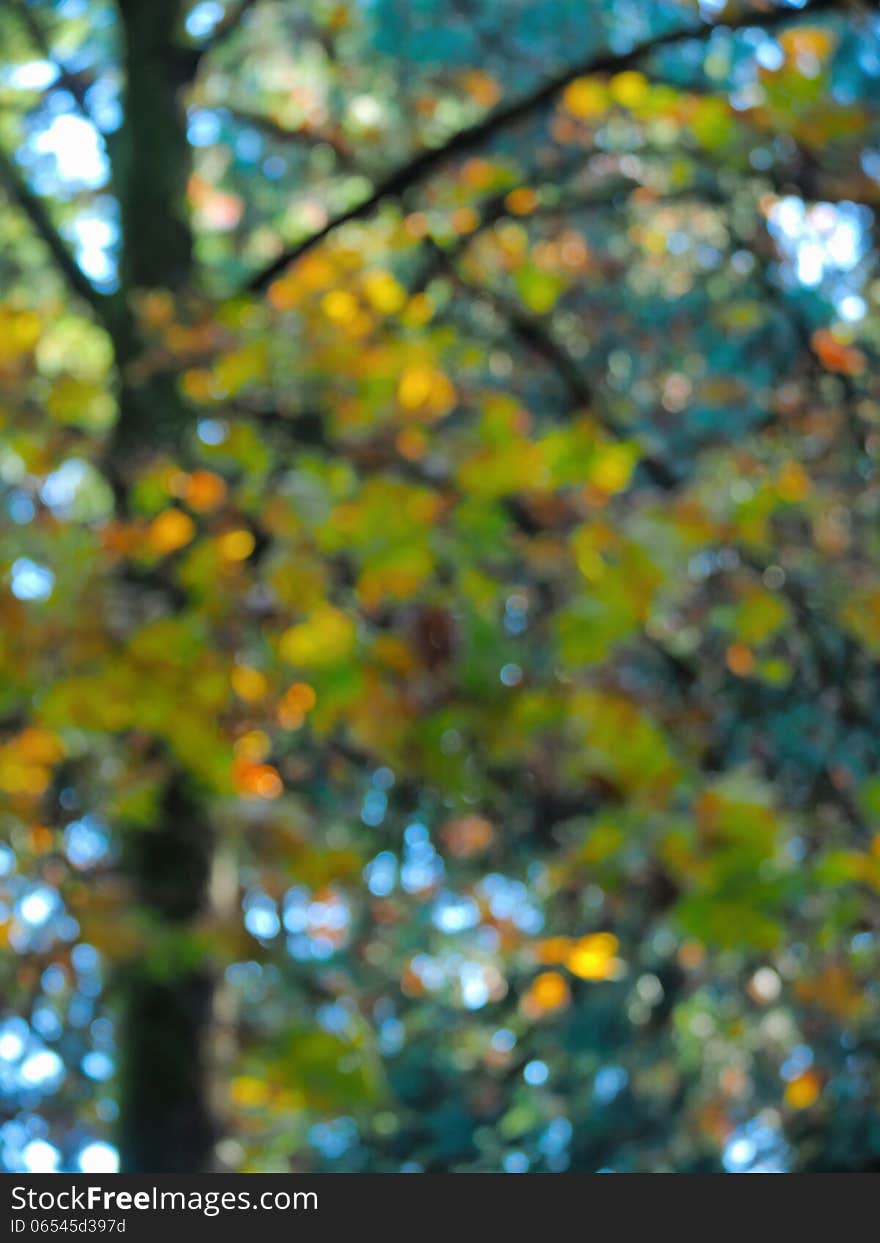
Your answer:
148;508;195;555
784;1070;822;1110
609;70;649;109
280;605;356;667
562;77;607;119
776;462;811;503
322;289;359;324
0;309;41;359
231;666;268;702
47;376;115;429
217;528;255;561
567;932;621;981
231;1076;270;1108
588;443;638;495
397;364;456;420
522;971;570;1017
214;341;268;396
362;270;406;314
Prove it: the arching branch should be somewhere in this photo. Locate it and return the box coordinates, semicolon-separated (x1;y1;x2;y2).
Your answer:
225;106;356;168
0;143;112;324
9;0;94;118
193;0;261;65
244;0;843;294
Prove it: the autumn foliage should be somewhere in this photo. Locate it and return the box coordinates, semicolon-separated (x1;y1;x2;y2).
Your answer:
1;0;879;1174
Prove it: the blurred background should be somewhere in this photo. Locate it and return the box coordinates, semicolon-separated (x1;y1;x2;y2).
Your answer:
1;0;880;1173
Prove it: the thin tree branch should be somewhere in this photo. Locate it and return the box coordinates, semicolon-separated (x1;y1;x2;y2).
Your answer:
9;0;93;118
225;106;356;168
439;245;595;407
0;142;110;322
244;0;844;294
195;0;261;63
425;240;677;488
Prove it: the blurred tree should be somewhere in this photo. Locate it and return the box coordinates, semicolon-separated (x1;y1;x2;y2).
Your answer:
1;0;879;1175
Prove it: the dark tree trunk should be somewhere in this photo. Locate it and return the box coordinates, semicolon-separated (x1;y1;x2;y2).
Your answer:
109;0;215;1173
116;0;193;293
116;776;215;1172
